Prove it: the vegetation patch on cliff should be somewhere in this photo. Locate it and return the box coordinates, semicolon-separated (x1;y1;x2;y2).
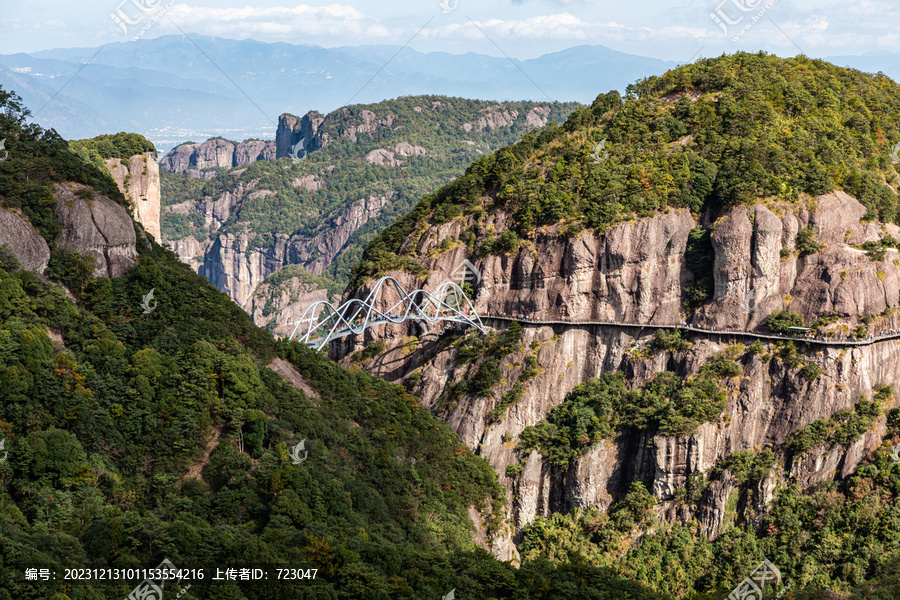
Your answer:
514;350;740;468
517;443;900;598
449;321;523;400
786;385;891;456
70;131;156;163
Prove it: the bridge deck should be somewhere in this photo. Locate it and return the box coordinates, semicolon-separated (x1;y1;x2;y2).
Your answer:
478;316;900;347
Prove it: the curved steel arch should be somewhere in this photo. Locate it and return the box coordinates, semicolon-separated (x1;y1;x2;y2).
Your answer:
289;276;484;351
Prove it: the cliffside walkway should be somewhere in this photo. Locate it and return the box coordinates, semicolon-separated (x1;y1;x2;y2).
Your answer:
290;276;484;351
478;314;900;348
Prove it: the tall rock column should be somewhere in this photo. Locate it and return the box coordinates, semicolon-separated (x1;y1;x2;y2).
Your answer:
105;152;161;240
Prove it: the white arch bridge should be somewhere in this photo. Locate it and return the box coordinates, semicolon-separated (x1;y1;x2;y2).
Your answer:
289;276;485;351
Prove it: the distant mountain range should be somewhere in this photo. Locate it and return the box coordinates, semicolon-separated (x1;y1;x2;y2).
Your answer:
0;36;677;150
2;37;896;153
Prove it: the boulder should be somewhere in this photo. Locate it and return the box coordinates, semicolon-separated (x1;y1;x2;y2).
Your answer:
0;208;51;272
54;184;138;278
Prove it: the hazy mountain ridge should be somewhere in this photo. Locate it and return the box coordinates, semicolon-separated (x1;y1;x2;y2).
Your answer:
1;36;674;147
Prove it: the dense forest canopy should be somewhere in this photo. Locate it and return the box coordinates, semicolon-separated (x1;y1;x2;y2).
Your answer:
351;52;900;286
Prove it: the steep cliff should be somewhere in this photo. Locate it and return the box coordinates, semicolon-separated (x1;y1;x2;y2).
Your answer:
170;192;390;311
0;208;51;271
333;54;900;563
245;264;339;337
105;152;161;239
160;137;277;178
275;111;325;159
331;194;900;558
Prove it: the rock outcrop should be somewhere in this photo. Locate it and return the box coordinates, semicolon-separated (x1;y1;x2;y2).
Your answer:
0;208;50;272
248;279;333;338
165;192;390;313
160;138;277;178
697;192;900;330
364;148;402;167
332;193;900;561
54;184;138;278
275;111;325;159
105;152;161;239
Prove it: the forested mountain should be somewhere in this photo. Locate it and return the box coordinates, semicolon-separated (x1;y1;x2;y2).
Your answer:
0;87;677;599
4;51;900;599
330;53;900;596
159;95;580;336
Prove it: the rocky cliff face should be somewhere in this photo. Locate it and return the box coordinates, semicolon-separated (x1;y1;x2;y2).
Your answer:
275;111;325;159
0;185;139;279
167;192;390;312
105;152;161;240
0;208;50;271
54;183;138;278
160;138;277;178
247;279;333;338
160;107;379;178
698;192;900;331
333;193;900;561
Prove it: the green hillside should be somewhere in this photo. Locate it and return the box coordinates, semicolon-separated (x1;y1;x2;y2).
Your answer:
340;53;900;597
4;54;900;598
352;52;900;286
161;95;581;291
0;87;667;600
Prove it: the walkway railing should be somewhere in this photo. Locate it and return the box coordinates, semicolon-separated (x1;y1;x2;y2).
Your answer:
477;313;900;347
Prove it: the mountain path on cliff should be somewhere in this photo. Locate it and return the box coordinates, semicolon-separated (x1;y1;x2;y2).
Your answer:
475;315;899;347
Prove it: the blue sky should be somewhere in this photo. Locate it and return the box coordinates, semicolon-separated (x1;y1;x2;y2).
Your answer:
1;0;898;61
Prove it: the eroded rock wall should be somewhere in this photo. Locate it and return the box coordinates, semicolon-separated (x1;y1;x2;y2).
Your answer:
0;208;50;272
165;192;390;313
161;138;277;178
333;193;900;561
54;183;138;278
105;152;161;239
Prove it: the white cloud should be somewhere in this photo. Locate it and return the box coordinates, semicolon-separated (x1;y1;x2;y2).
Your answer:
97;1;900;58
421;12;707;47
158;3;393;40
